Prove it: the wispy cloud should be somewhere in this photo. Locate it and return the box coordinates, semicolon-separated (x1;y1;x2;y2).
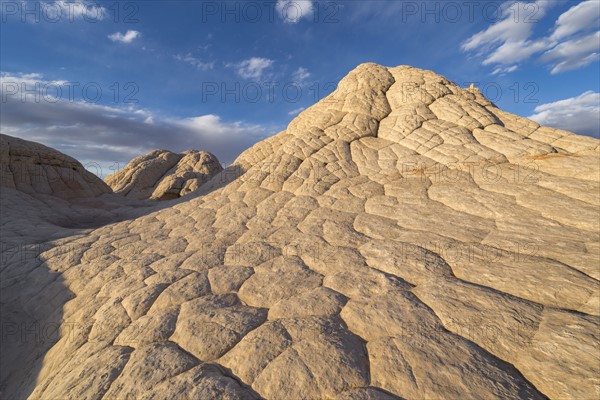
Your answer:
292;67;311;83
174;53;214;71
491;65;518;76
462;0;600;74
108;30;141;44
529;91;600;137
540;32;600;74
288;107;305;116
228;57;274;80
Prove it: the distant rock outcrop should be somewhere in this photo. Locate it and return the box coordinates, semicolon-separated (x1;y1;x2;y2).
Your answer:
0;134;110;198
105;150;223;200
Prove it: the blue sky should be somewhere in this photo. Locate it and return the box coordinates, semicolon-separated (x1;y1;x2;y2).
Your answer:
1;0;599;175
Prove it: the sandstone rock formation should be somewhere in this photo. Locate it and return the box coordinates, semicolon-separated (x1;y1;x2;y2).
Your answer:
1;134;111;199
1;64;599;400
105;150;223;200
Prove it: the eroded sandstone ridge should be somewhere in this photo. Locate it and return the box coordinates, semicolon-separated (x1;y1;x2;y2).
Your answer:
1;64;599;399
105;150;223;200
0;134;111;199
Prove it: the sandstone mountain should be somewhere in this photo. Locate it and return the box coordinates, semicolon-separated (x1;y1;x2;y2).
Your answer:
1;64;599;399
105;150;223;200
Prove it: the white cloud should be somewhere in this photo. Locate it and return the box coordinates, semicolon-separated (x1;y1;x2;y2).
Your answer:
175;115;266;140
108;30;140;44
288;107;305;116
482;38;551;66
550;0;600;40
548;52;599;75
462;0;600;74
0;72;274;167
51;0;106;20
292;67;311;83
230;57;274;80
541;31;600;73
528;91;600;137
461;1;552;53
276;0;314;23
174;53;214;71
491;65;518;76
0;71;67;88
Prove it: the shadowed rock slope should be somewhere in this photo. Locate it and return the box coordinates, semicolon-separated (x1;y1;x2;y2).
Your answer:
1;134;156;400
105;150;223;200
1;64;599;399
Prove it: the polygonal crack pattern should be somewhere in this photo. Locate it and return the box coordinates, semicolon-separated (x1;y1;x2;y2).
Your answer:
1;64;599;399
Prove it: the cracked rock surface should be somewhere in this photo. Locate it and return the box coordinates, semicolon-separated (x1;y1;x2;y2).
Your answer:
105;149;223;200
1;134;111;199
1;64;599;400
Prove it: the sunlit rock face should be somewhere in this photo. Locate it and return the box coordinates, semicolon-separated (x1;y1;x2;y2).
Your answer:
1;64;599;400
1;133;111;198
105;149;223;200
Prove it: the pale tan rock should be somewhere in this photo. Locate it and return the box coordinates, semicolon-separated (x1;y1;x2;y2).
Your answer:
335;387;400;400
2;63;599;400
102;342;199;398
0;133;111;198
31;344;132;400
207;266;255;294
114;307;179;348
149;271;211;311
268;286;347;319
218;320;292;384
238;256;323;307
105;149;222;200
138;364;261;400
170;294;267;360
